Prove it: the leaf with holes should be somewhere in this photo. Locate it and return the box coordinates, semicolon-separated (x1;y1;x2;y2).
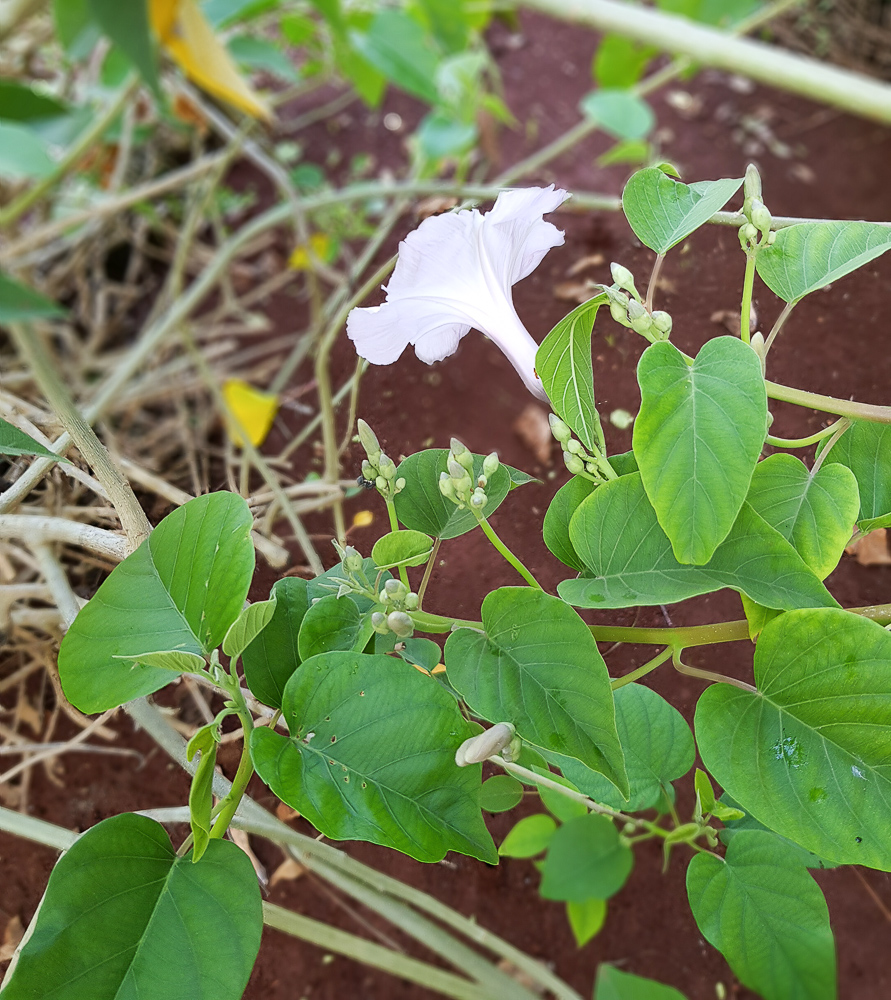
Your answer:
633;336;767;564
445;587;628;797
250;651;495;863
695;608;891;870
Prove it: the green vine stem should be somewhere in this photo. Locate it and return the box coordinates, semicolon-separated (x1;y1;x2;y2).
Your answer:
610;646;673;690
386;499;410;588
764;380;891;424
739;253;756;345
763;300;796;354
473;511;543;590
766;417;849;449
671;649;757;693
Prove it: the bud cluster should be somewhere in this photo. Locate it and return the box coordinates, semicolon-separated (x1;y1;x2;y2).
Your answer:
323;541;374;601
370;578;419;638
438;438;498;513
549;414;610;483
739;163;776;252
357;418;406;502
602;263;672;343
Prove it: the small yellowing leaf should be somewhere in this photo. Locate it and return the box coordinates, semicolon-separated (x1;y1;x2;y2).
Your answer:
222;379;279;448
352;510;374;528
149;0;272;121
289;232;337;271
431;663;447;674
411;663;431;675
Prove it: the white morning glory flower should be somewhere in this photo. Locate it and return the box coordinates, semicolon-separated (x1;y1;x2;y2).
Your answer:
346;185;570;400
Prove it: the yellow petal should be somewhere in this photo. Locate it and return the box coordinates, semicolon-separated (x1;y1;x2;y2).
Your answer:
222;379;279;448
352;510;374;528
151;0;272;121
289;232;336;271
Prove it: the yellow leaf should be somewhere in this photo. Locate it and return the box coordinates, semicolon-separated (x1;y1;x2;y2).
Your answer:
222;379;279;448
289;232;336;271
352;510;374;528
149;0;272;121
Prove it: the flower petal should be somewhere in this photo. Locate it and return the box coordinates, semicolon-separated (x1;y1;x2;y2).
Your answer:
485;185;569;285
347;299;471;366
346;305;408;365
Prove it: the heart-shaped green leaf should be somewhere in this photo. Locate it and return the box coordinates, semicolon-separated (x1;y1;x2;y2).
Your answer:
250;651;495;863
0;813;261;1000
687;830;835;1000
822;418;891;531
556;683;694;811
561;473;836;612
746;453;859;578
621;168;743;254
695;608;891;870
58;492;254;713
394;449;511;539
445;587;628;797
242;578;308;709
540;814;633;902
756;220;891;303
536;294;606;453
371;528;433;569
297;594;374;660
499;814;557;858
223;595;277;659
633;337;767;565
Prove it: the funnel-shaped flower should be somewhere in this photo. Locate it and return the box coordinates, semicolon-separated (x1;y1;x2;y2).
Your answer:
346;186;570;400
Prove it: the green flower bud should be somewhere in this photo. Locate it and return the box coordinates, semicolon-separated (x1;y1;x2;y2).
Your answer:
448;457;466;481
439;472;457;500
610;262;639;299
379;454;397;480
404;592;419;611
384;578;405;599
566;438;583;455
357;419;381;461
749;198;772;237
609;299;632;327
371;611;389;634
548;413;571;442
651;311;673;338
627;299;646;322
477;475;487;489
470;488;487;509
387;611;414;638
744;162;762;201
739;223;758;250
342;545;363;573
395;477;406;491
767;231;776;245
565;453;585;475
361;459;376;481
375;476;387;491
450;438;474;473
629;308;654;336
379;589;390;605
482;452;499;478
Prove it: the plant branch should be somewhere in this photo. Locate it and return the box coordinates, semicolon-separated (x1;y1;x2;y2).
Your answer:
764;300;796;355
739;253;756;345
765;381;891;424
766;417;849;449
610;646;673;690
474;512;543;589
0;515;128;560
672;649;757;692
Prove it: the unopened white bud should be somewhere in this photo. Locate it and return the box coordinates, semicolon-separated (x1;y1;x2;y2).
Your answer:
482;452;499;478
651;311;672;338
357;419;381;461
375;476;387;491
384;578;404;598
470;489;487;509
609;300;631;327
455;723;516;766
744;162;762;201
371;612;389;634
378;454;397;480
566;438;583;455
342;546;363;573
450;438;474;473
387;611;414;638
404;592;419;611
549;413;571;442
565;454;585;475
439;472;457;499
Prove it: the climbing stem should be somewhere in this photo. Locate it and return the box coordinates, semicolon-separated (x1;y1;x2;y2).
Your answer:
766;417;849;449
386;500;410;588
209;708;255;839
473;512;543;590
672;649;757;693
739;252;756;344
610;646;674;690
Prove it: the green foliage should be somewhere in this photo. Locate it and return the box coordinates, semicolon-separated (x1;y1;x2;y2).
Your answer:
539;814;633;902
242;577;308;709
566;897;606;947
371;528;433;569
250;651;496;863
745;453;859;578
394;449;512;538
756;221;891;304
186;725;219;862
445;587;628;796
222;595;277;659
86;0;159;95
634;336;767;564
556;683;694;811
696;608;891;870
227;35;301;82
579;89;655;141
822;419;891;531
593;35;654;88
499;814;557;857
480;774;524;812
595;964;688;1000
0;122;55;180
622;168;743;254
0;416;67;462
297;594;374;659
542;475;597;571
535;294;606;453
0;814;262;1000
687;831;836;1000
58;493;254;712
560;473;836;611
349;9;440;104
